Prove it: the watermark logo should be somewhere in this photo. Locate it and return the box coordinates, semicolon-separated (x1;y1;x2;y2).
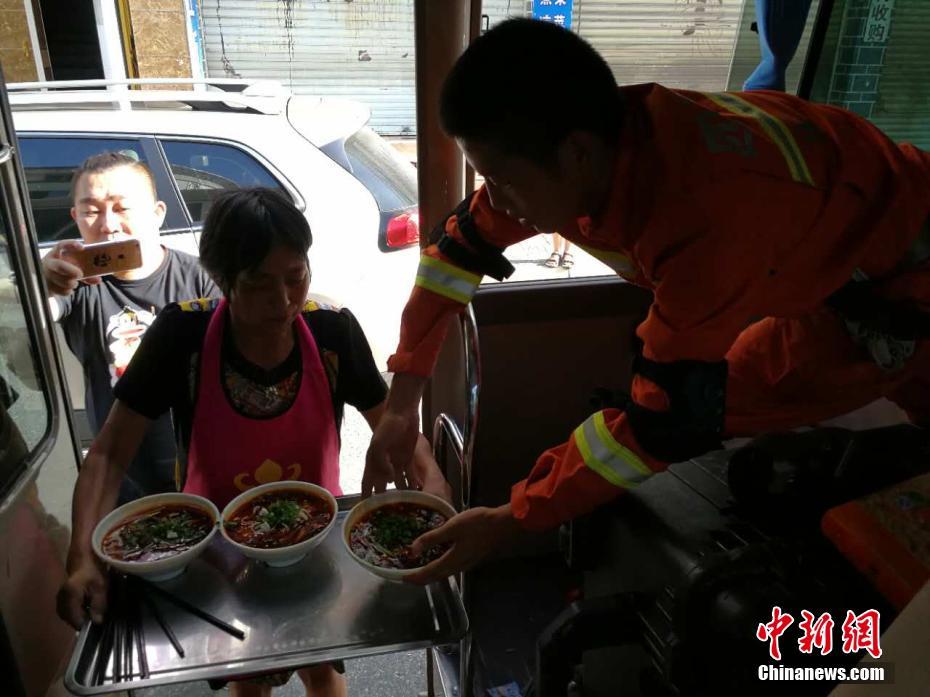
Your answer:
756;607;882;660
798;610;835;656
840;609;882;660
756;606;794;661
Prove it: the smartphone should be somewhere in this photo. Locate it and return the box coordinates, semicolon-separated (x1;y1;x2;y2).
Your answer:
67;239;143;279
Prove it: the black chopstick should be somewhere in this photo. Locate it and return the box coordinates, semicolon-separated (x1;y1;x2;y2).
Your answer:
123;605;132;681
120;578;131;682
117;575;132;683
112;613;122;684
133;593;149;679
140;591;186;658
109;579;121;684
91;618;115;686
134;577;245;640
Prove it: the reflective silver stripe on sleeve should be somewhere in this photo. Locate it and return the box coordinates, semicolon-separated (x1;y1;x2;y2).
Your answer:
573;411;653;488
415;255;482;304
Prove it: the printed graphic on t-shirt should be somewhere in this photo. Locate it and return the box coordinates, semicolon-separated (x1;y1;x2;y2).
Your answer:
224;365;300;418
106;306;156;385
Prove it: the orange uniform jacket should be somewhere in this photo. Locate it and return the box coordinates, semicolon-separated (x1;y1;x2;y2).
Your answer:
388;84;930;531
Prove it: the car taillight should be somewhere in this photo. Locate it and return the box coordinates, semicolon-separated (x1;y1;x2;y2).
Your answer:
386;211;420;248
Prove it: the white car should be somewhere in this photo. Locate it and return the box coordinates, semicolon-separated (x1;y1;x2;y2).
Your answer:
9;78;420;372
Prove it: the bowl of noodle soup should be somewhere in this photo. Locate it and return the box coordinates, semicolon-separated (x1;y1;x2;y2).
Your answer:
343;491;456;582
220;481;338;567
92;492;220;582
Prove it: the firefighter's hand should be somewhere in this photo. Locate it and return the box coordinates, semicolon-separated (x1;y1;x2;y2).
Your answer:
42;240;98;296
404;504;523;585
57;559;108;630
363;407;421;495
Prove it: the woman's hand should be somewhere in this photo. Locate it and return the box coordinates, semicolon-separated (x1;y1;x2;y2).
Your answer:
411;431;453;504
404;504;523;585
363;407;422;495
56;558;108;630
420;468;454;504
362;373;428;497
56;401;151;630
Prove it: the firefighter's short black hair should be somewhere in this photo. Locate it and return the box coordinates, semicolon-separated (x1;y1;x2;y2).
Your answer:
440;18;623;164
199;187;311;296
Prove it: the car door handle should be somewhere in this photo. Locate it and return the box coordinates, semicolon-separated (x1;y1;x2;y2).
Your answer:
0;144;12;165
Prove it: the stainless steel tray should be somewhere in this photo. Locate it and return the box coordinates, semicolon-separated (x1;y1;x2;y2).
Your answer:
64;503;468;694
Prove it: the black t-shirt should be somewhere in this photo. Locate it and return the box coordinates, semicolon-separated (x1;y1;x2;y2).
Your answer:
113;298;387;484
57;248;218;500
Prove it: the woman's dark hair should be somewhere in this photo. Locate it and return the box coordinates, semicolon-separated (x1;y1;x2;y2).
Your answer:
440;18;623;165
199;187;311;295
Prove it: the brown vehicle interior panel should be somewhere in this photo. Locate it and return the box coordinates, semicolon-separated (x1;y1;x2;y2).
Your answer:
426;315;468;510
429;278;652;509
428;315;467;439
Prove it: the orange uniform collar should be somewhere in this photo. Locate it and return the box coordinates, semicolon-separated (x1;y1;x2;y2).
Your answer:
575;84;656;252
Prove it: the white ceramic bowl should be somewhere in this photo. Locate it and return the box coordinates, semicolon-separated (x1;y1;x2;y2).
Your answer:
220;481;338;567
92;493;220;582
343;490;457;582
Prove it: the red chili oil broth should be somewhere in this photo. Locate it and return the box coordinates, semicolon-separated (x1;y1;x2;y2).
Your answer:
349;502;450;570
102;503;214;562
225;489;334;549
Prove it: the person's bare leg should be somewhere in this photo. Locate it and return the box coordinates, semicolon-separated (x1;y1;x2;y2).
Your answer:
229;681;273;697
297;664;348;697
546;233;563;267
560;239;574;268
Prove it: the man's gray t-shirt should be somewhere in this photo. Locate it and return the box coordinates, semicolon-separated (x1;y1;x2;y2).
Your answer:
56;247;218;501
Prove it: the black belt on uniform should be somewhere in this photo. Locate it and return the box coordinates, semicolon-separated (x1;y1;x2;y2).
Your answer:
826;216;930;342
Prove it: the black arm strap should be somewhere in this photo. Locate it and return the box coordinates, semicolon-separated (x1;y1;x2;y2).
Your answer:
434;192;515;281
625;354;728;463
826;278;930;340
426;192;477;246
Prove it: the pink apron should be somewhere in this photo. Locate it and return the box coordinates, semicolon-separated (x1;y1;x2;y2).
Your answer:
183;299;342;509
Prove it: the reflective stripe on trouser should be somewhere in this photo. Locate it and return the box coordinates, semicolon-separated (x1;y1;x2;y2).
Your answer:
415;255;482;305
573;411;653;488
577;244;637;279
703;92;815;187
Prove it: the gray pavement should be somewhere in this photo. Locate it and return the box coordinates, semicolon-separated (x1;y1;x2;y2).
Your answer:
493;234;613;283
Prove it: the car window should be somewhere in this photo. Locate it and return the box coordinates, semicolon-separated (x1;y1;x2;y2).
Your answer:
160;140;285;225
340;126;417;212
17;137;150;246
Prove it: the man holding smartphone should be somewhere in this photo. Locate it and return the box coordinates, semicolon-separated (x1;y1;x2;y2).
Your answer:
42;152;218;502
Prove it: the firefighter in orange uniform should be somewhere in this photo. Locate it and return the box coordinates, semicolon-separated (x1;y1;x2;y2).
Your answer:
363;19;930;583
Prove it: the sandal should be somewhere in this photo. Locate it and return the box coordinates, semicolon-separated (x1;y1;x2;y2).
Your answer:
545;251;561;268
561;252;575;269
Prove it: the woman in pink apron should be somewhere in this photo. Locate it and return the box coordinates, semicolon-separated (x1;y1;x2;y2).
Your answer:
58;188;450;697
